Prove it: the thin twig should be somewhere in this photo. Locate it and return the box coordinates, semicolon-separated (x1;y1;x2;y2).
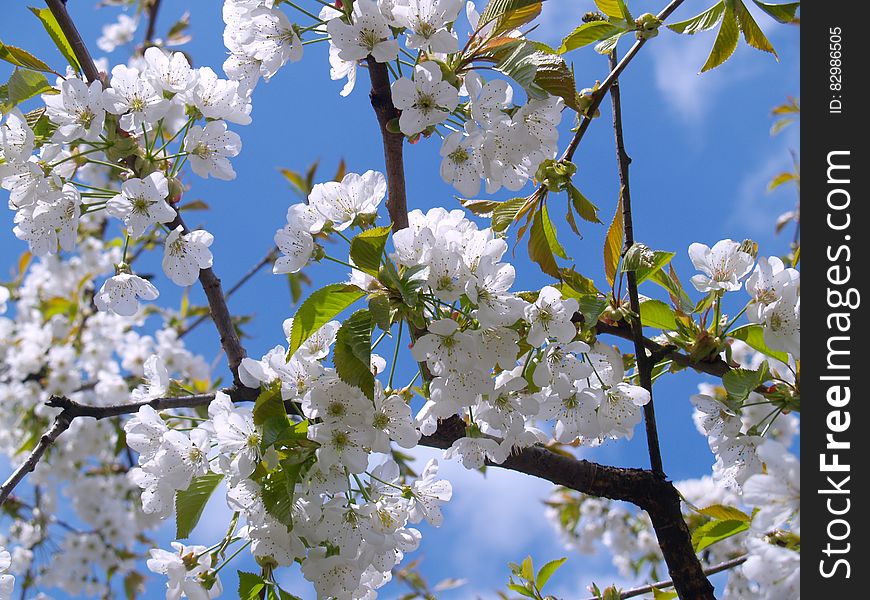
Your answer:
178;247;278;339
608;50;664;476
0;414;71;506
552;0;686;166
143;0;162;47
44;0;101;84
584;555;748;600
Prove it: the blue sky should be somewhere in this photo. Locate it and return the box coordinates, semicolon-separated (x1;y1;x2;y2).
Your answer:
1;1;799;598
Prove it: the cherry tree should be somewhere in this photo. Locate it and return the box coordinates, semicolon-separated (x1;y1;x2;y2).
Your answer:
0;0;799;598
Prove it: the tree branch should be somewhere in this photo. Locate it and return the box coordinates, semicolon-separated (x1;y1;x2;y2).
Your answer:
554;0;686;166
44;0;101;84
366;59;409;231
178;247;278;339
608;50;663;476
0;413;71;506
143;0;163;48
584;555;747;600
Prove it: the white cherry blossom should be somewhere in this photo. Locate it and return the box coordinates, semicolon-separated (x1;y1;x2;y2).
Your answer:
162;226;214;286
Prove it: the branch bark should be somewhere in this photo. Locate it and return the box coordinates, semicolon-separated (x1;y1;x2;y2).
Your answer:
143;0;163;48
584;555;747;600
553;0;686;167
608;50;663;476
44;0;101;84
367;59;409;231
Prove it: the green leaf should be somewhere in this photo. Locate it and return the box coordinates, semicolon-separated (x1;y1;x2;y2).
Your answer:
28;7;82;74
667;2;726;34
603;189;624;289
531;52;582;112
635;250;676;284
520;556;534;581
535;557;567;589
652;587;679;600
507;583;537;599
640;299;677;330
594;0;626;19
692;518;750;552
594;32;626;55
735;0;777;56
528;205;563;278
333;310;375;399
722;361;770;404
568;184;601;223
492;197;531;233
288;284;365;357
175;472;224;539
238;572;266;600
253;380;286;426
261;414;292;450
350;226;391;276
368;292;393;331
768;171;797;190
491;40;581;111
479;0;544;35
648;268;693;313
697;504;752;522
7;69;54;107
700;3;739;72
602;586;622;600
123;571;145;600
261;459;304;528
559;22;621;54
728;324;790;363
577;294;609;325
0;42;52;72
752;0;800;24
560;268;599;296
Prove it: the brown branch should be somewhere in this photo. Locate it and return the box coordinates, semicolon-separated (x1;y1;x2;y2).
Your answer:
584;555;747;600
143;0;163;48
608;50;663;476
178;247;278;339
555;0;686;166
44;0;101;84
0;413;71;506
164;214;249;381
366;59;409;231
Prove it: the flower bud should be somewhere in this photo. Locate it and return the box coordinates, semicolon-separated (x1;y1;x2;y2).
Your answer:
635;13;662;40
739;238;759;259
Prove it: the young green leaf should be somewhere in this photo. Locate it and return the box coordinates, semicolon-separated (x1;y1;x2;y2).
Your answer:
253;380;286;426
667;2;726;34
535;557;567;589
350;226;391;276
594;0;626;19
492;197;532;233
734;0;777;56
238;572;267;600
700;3;739;72
568;184;601;223
639;299;678;330
752;0;800;24
528;205;564;278
28;7;82;74
333;310;375;399
603;189;624;289
288;284;365;357
6;69;54;107
692;518;750;552
0;42;52;72
175;472;224;539
722;361;770;404
697;504;752;522
728;324;790;363
559;22;622;54
652;587;679;600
